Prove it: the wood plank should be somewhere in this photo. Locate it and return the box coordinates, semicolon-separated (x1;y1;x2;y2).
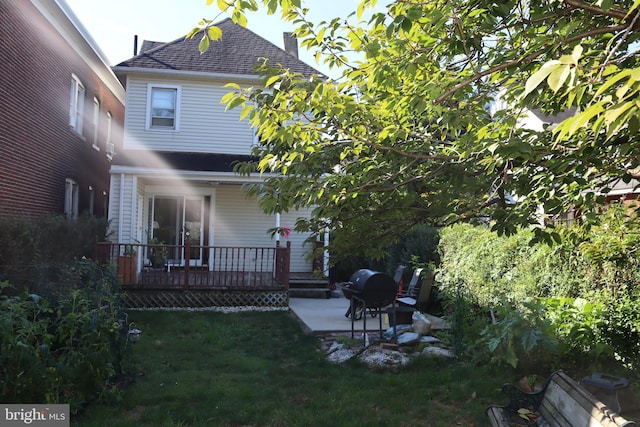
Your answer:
538;372;634;427
485;407;509;427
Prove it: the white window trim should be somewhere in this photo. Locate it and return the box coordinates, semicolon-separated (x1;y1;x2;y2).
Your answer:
64;178;79;219
145;83;181;131
69;74;85;135
105;112;114;159
92;97;100;150
88;185;95;216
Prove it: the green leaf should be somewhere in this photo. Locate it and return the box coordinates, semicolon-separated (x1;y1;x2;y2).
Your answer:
604;101;635;126
594;69;631;97
239;104;254;120
467;8;487;18
208;25;223;41
198;35;210;53
226;96;245;111
547;64;571;93
522;61;561;97
265;75;281;88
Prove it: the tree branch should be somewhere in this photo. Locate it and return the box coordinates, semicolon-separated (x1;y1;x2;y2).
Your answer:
563;0;630;21
434;24;629;105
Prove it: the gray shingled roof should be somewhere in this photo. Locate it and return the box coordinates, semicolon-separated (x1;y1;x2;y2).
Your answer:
116;18;322;77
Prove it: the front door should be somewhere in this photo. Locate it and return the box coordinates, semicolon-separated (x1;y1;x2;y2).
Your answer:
150;195;204;266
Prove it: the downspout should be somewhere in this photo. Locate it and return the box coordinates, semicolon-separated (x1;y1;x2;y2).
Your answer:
275;212;281;242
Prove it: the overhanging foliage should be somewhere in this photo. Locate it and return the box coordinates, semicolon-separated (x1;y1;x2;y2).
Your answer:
193;0;640;259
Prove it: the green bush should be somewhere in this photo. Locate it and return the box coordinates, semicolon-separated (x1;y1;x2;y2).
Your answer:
0;214;108;292
437;204;640;370
0;261;126;413
543;296;612;362
478;299;558;371
384;224;440;273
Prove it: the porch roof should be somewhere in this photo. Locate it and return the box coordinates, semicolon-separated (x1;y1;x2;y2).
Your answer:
112;150;257;173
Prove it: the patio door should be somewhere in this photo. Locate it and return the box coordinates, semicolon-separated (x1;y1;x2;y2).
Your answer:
150;195;204;266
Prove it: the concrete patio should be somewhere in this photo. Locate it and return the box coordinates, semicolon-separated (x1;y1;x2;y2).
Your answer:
288;296;449;334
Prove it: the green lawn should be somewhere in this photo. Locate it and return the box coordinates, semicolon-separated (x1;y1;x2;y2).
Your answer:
72;310;512;426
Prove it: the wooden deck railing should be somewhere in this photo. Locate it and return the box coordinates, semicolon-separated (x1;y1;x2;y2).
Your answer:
95;240;291;290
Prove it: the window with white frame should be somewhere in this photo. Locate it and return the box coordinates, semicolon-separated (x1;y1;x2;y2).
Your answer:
146;84;180;130
64;178;79;219
105;112;114;157
92;97;100;148
69;74;85;134
88;185;94;216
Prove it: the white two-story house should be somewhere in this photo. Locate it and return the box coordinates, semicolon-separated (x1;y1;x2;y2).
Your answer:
108;18;324;297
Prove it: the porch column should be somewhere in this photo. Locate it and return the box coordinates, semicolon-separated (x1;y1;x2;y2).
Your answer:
117;173;125;246
323;227;330;276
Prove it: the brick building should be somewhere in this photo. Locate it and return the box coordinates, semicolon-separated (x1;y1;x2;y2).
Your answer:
0;0;124;219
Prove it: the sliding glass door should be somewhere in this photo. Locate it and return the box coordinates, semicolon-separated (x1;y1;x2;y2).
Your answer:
150;195;204;266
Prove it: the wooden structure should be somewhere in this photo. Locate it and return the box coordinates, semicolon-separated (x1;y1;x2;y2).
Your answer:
486;370;636;427
96;241;290;308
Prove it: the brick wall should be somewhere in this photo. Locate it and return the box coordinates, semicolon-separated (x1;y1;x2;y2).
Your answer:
0;1;124;219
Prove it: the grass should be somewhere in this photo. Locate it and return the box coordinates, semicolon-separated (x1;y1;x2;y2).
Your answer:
73;310;514;426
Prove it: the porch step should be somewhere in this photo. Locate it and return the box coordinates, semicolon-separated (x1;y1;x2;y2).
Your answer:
289;279;329;288
288;273;330;299
289;287;331;299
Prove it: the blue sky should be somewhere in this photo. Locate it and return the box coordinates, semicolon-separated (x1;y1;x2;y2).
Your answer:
64;0;367;78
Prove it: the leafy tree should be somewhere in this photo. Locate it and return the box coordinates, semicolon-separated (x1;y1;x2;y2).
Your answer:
192;0;640;260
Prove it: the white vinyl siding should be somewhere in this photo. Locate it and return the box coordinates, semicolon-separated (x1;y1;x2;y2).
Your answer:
214;185;314;273
125;76;254;154
107;174;137;244
279;208;316;273
214;185;274;247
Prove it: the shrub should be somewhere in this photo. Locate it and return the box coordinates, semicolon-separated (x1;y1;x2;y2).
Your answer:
543;296;612;362
0;261;126;413
0;214;108;291
437;205;640;370
478;300;558;372
384;224;440;273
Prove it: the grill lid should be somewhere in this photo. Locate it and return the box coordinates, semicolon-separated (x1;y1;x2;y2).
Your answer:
346;269;398;307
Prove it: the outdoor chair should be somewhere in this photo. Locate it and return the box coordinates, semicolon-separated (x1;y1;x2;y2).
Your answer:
395;268;422;307
392;265;407;288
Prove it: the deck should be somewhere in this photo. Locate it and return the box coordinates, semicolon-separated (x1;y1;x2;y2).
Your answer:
96;241;292;308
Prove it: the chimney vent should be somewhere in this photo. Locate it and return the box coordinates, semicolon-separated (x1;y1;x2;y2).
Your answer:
283;32;298;58
133;35;138;56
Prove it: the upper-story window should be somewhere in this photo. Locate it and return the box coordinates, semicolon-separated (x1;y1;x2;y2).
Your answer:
69;74;85;134
105;112;114;159
92;97;100;149
146;84;180;131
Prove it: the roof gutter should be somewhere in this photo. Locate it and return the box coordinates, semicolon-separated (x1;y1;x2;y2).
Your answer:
109;165;276;183
111;66;265;85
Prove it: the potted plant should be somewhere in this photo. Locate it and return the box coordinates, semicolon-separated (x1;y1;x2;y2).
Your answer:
118;244;138;285
148;238;167;269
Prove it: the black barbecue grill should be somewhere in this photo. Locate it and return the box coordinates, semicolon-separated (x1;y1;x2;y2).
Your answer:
337;269;399;344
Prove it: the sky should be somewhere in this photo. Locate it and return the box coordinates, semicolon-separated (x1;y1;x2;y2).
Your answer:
64;0;366;78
